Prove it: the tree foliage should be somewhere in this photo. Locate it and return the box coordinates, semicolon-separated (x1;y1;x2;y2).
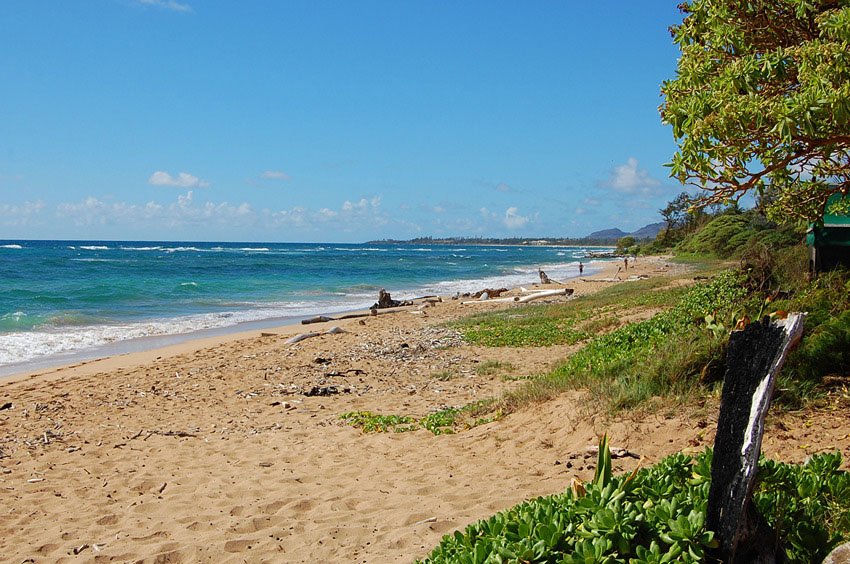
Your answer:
661;0;850;222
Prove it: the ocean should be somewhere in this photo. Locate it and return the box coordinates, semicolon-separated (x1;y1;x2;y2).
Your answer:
0;240;611;376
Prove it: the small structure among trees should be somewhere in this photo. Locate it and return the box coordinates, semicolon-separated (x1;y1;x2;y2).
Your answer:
807;193;850;274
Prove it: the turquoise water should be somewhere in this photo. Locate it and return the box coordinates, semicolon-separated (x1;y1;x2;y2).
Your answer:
0;240;609;373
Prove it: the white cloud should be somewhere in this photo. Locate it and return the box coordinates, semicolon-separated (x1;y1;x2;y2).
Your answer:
148;171;209;188
495;182;512;193
135;0;193;13
0;200;46;226
478;206;531;230
602;158;662;195
261;170;291;181
270;195;388;232
56;192;253;228
503;206;529;229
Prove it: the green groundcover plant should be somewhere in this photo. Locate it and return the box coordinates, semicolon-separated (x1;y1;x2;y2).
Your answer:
419;445;850;564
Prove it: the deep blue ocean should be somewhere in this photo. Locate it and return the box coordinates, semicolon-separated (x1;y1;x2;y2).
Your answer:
0;240;610;375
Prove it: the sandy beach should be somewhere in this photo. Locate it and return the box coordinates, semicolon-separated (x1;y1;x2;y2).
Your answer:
2;255;848;563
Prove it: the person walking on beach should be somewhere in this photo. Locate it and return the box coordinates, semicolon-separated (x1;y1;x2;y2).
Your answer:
579;262;584;276
624;257;629;271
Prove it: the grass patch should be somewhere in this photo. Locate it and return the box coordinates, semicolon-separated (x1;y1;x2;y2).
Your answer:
452;274;699;348
340;400;498;436
339;411;417;433
495;270;747;414
430;370;455;381
475;360;515;377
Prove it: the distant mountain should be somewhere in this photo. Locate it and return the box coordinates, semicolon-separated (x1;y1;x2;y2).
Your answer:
585;228;629;240
630;222;665;240
584;222;664;241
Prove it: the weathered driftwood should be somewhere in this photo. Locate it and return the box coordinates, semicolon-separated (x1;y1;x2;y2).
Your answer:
285;332;320;345
471;288;509;299
285;326;346;345
538;269;553;284
516;288;573;303
707;313;805;563
461;287;573;305
372;288;413;309
301;315;335;325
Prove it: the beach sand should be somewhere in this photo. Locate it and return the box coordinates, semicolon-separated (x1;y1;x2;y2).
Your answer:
1;256;848;563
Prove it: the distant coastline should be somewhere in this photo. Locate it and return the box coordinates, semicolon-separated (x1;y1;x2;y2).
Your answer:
365;236;620;247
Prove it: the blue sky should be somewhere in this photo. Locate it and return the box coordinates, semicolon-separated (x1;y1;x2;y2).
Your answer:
1;1;685;242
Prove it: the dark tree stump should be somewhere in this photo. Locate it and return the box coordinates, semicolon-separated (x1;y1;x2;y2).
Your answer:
707;313;804;563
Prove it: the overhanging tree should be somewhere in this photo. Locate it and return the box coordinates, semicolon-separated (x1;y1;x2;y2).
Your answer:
661;0;850;222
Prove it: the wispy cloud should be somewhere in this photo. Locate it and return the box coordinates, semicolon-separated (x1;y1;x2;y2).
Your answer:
600;158;662;195
479;206;533;230
135;0;193;13
503;206;529;229
270;196;388;232
495;182;512;193
148;171;209;188
56;192;252;228
0;200;45;227
261;170;291;181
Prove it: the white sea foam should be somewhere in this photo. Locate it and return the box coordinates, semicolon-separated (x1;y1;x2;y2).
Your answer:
0;297;375;369
121;246;163;251
80;245;110;250
0;244;23;249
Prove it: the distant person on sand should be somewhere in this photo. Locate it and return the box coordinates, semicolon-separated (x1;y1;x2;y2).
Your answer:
578;262;584;276
624;257;629;270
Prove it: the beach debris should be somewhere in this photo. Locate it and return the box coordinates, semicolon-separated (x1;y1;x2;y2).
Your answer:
303;385;350;397
371;288;413;310
461;287;573;305
301;315;335;325
0;402;12;411
286;326;345;345
413;516;438;526
583;445;639;459
539;269;555;284
472;288;508;299
285;332;321;345
259;462;273;468
158;482;168;494
72;544;90;555
325;368;366;377
27;477;44;483
313;357;332;365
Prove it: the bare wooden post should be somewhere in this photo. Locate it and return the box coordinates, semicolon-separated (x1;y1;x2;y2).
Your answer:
707;313;805;563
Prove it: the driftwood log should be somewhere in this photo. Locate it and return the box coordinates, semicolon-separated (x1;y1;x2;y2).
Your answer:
372;289;413;310
707;313;805;563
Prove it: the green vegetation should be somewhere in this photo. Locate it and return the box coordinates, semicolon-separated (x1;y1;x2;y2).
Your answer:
675;210;802;259
419;445;850;563
454;276;696;349
338;411;417;433
455;254;849;413
661;0;850;221
340;400;497;436
431;370;456;381
475;360;516;377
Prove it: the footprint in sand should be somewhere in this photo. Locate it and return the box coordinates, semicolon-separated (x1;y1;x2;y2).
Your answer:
223;539;253;553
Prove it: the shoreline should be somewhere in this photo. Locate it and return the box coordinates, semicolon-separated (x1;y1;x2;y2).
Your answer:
0;259;631;387
0;241;614;377
0;260;616;384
